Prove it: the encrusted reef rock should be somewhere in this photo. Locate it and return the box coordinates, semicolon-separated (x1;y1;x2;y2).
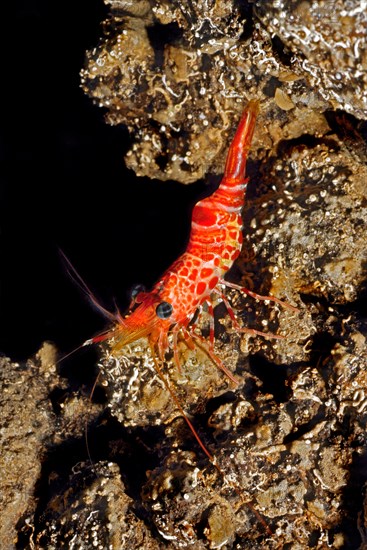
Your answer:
81;0;366;183
35;461;162;550
18;320;367;549
0;346;59;550
254;0;367;119
0;344;102;550
81;0;260;182
242;120;367;311
2;1;367;549
137;340;361;549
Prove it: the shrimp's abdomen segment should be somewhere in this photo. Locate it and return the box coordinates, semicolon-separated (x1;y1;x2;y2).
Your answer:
185;101;258;273
187;197;244;272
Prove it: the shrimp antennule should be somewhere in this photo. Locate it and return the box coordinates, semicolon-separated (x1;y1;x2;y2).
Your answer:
59;249;117;323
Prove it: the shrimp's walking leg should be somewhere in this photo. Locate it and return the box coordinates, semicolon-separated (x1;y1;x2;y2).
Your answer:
179;301;238;384
172;330;182;373
149;345;214;462
158;331;169;363
221;279;298;312
186;302;215;350
216;289;285;340
184;326;239;385
171;321;196;374
206;300;215;350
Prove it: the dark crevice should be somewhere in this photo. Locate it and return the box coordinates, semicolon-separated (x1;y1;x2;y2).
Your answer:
233;532;269;546
308;331;337;367
147;21;183;68
298;292;330;306
276;133;341;155
155;153;169;170
308;529;321;548
263;76;283;98
201;52;213;73
324;109;367;144
107;423;165;504
299;287;367;325
205;391;237;418
271;35;293;66
339;448;367;549
334;283;367;321
282;407;326;445
234;0;254;41
193;507;211;542
49;387;69;415
249;354;291;404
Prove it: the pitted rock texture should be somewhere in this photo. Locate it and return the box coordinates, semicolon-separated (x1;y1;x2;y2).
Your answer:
81;0;366;183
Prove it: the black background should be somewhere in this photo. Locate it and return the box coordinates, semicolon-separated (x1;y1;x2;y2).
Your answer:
0;0;210;361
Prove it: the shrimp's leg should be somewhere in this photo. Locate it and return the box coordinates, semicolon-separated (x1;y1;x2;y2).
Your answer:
193;300;216;351
221;279;298;312
149;345;214;462
172;330;182;373
187;302;215;349
171;321;196;374
206;300;215;350
184;327;239;385
158;331;170;363
181;301;238;384
216;289;285;340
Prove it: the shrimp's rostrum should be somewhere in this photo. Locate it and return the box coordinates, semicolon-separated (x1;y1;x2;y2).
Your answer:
96;100;297;380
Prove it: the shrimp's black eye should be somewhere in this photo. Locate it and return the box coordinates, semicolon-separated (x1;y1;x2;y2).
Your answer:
130;283;146;300
156;301;173;319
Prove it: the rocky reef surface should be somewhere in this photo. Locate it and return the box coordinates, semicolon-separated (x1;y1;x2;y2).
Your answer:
1;1;367;548
81;0;366;183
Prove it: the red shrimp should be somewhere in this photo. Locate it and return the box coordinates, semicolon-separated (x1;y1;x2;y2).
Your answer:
64;99;296;454
62;101;297;533
87;101;295;375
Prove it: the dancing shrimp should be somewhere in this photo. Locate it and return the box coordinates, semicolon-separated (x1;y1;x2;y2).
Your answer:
65;99;296;461
97;101;294;356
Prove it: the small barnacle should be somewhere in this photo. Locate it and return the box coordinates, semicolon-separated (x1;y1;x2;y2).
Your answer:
274;88;295;110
